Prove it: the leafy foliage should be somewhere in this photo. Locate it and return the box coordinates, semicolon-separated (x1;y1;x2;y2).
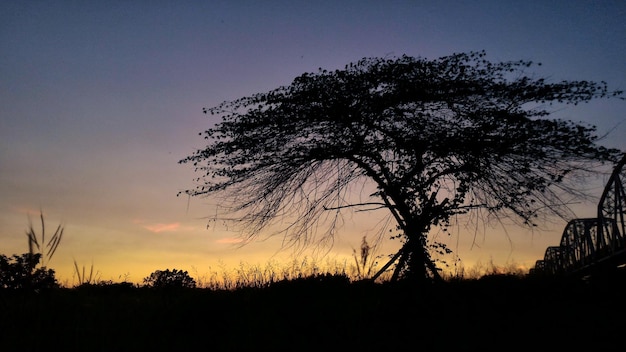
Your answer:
143;269;197;289
181;51;623;282
0;253;59;290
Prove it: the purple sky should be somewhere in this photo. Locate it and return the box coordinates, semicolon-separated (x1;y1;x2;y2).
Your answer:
1;1;625;284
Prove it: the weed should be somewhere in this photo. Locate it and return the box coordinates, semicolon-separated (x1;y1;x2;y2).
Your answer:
25;210;63;268
351;235;384;281
73;260;100;286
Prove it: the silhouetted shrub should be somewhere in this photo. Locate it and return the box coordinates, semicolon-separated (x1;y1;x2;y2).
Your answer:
0;253;59;290
143;269;196;289
75;280;136;293
270;272;350;291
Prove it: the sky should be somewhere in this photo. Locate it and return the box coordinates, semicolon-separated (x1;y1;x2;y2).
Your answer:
1;0;625;285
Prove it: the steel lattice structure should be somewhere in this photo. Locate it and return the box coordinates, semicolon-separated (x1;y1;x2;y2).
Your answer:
530;154;626;276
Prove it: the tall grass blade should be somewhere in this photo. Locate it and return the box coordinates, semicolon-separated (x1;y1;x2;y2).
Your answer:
40;210;45;257
73;259;82;284
45;225;63;259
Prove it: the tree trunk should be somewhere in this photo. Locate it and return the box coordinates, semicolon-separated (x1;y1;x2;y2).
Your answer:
406;234;429;282
404;219;443;283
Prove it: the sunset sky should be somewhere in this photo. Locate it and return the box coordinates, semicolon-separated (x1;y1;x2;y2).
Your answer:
1;1;625;285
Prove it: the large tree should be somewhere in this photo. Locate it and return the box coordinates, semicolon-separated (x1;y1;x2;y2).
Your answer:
180;51;623;283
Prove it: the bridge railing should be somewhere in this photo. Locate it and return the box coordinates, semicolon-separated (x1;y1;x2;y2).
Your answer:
597;154;626;255
530;154;626;276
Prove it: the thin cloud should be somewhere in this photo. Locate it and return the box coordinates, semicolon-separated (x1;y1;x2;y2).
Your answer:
12;206;45;216
143;222;181;233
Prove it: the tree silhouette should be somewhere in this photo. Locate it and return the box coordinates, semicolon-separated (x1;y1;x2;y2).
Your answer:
143;269;196;289
0;253;58;289
180;51;623;284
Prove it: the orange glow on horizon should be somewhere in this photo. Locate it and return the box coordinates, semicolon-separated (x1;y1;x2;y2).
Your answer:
216;237;245;244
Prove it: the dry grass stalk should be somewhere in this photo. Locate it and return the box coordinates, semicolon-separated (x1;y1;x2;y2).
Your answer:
73;260;99;286
25;210;64;268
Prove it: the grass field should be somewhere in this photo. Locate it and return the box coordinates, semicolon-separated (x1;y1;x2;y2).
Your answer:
2;271;624;351
3;217;622;351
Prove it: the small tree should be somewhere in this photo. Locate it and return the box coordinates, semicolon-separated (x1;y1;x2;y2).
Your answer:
180;51;623;284
0;211;63;290
143;269;197;289
0;253;59;290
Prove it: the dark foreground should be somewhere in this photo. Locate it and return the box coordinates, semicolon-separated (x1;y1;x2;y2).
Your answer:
1;273;624;351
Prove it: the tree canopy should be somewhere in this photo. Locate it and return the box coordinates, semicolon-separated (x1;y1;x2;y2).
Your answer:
143;269;197;289
180;51;623;283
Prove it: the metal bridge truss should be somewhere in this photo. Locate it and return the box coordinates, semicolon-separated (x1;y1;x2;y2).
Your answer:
530;155;626;276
